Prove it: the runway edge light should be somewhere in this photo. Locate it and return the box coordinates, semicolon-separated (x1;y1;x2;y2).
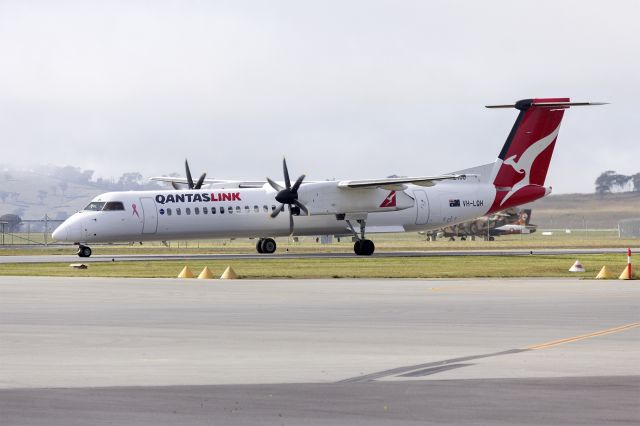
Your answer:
178;265;194;279
220;266;238;280
198;266;215;279
69;263;88;269
569;260;585;273
595;266;613;279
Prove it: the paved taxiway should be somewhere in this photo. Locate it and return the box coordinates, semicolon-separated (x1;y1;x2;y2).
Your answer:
1;246;637;264
1;277;638;425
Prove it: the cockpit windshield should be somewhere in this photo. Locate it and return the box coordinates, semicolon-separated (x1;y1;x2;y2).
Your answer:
84;202;105;211
83;201;125;211
102;202;125;211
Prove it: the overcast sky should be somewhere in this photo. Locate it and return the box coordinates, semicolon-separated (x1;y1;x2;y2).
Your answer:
0;1;638;193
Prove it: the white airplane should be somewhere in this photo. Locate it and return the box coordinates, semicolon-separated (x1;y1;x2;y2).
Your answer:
52;98;603;257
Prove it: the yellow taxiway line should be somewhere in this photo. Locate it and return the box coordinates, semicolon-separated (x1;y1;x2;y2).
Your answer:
528;322;640;351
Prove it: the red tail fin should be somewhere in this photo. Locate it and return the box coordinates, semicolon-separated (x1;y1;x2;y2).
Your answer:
487;98;569;212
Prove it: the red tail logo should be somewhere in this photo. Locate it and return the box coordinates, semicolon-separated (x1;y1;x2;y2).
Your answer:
499;124;560;206
489;98;568;213
380;191;397;208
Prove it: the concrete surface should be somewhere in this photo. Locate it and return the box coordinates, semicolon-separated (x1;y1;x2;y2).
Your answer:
0;277;638;424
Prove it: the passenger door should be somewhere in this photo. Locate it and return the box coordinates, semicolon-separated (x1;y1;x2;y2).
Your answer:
140;197;158;234
414;190;430;225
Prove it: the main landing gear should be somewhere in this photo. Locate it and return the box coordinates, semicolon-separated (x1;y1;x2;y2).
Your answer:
353;239;375;256
77;244;92;258
256;238;277;254
347;219;375;256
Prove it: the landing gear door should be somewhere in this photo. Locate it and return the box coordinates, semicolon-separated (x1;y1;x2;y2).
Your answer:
414;190;429;225
140;197;158;234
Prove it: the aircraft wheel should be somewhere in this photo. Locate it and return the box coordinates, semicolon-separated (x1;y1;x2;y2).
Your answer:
260;238;277;254
77;245;92;258
256;239;264;254
354;239;374;256
362;239;375;255
489;236;495;241
353;240;363;255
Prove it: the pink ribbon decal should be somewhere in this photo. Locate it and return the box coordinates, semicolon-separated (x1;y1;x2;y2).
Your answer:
132;203;140;218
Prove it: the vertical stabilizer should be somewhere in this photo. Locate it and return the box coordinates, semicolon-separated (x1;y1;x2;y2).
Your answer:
486;98;571;212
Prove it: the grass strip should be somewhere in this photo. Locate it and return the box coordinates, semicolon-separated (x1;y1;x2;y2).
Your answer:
0;254;632;279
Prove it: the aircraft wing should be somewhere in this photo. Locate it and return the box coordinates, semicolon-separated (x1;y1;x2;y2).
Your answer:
337;174;468;190
150;176;218;185
150;176;266;188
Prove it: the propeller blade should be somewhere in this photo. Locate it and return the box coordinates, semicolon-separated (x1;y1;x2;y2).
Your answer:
171;181;181;190
266;177;283;192
282;157;291;189
291;174;306;192
185;159;194;189
293;200;309;216
194;173;207;190
288;210;294;236
270;203;285;218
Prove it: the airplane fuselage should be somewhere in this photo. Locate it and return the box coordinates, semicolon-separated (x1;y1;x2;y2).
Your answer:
53;180;497;244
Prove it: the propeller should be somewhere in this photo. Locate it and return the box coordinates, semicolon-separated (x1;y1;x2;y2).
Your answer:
266;158;309;235
171;159;207;190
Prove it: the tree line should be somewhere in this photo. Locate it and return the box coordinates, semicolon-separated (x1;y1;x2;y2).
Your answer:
595;171;640;194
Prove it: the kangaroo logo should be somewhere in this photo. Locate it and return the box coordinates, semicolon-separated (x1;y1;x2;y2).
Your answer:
500;125;560;206
379;191;397;208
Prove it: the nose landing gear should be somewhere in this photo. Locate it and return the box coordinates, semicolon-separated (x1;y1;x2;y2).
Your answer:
77;244;92;258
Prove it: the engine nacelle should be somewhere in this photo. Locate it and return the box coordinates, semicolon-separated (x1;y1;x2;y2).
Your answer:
297;181;414;215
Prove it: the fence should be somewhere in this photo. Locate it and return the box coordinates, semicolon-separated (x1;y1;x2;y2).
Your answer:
618;218;640;238
0;217;65;246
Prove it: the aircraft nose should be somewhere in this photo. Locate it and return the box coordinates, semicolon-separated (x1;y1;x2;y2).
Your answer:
52;217;83;242
51;223;67;241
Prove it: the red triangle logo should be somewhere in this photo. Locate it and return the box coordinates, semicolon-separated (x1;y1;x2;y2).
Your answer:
380;191;397;208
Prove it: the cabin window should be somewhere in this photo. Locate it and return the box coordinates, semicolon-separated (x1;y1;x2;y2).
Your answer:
254;205;259;213
102;201;125;211
167;208;172;216
203;207;208;214
84;202;105;211
212;207;217;214
186;208;191;215
176;208;181;215
227;206;233;214
244;206;250;214
271;205;276;211
263;205;268;212
236;206;241;214
195;207;200;215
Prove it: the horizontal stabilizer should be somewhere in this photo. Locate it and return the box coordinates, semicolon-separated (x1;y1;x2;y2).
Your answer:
486;101;608;109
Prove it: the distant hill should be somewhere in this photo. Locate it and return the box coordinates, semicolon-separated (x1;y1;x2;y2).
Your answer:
0;166;164;220
524;192;640;229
